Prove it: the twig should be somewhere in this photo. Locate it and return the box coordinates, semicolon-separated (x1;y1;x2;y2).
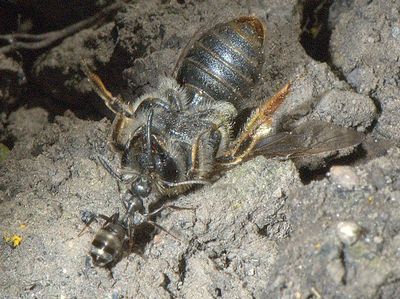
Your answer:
0;1;122;54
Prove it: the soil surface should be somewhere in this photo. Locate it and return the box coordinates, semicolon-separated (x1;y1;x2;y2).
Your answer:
1;0;399;298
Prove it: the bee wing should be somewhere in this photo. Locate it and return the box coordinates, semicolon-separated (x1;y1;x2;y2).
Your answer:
253;121;365;158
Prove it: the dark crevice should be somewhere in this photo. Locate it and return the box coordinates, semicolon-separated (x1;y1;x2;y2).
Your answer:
160;273;175;298
299;145;367;184
0;135;16;152
214;288;222;297
0;2;121;122
300;0;333;62
257;216;289;241
299;0;382;129
208;249;232;271
368;88;383;115
177;253;188;286
6;81;106;122
22;63;108;121
338;245;348;285
299;0;382;155
299;164;330;184
375;277;400;299
129;222;156;256
299;0;385;164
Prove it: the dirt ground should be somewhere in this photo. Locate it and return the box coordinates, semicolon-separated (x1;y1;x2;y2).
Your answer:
1;0;399;298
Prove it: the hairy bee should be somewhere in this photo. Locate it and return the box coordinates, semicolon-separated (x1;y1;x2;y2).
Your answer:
82;16;364;203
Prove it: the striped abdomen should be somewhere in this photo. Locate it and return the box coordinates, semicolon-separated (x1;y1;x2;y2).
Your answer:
90;222;126;267
176;17;265;108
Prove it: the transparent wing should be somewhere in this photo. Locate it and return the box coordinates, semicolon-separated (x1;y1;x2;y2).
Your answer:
253;121;365;158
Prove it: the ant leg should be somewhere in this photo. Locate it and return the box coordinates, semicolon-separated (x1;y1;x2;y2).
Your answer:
120;192;132;212
146;220;182;242
78;213;117;236
145;205;196;244
126;219;135;252
98;214;117;223
133;97;171;113
108;268;116;281
98;155;123;181
78;213;98;237
145;203;196;218
98;155;139;182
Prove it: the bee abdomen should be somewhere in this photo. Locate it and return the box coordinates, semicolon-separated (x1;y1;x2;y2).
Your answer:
177;17;265;108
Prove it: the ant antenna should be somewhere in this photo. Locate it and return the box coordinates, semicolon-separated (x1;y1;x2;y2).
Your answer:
98;155;139;182
146;109;154;156
143;109;156;171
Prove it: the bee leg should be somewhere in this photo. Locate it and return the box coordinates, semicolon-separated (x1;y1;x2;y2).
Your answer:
82;60;136;117
189;125;229;178
83;61;176;117
108;115;136;154
188;131;203;176
158;179;209;196
231;83;290;155
222;83;291;164
126;220;135;253
218;134;264;166
161;180;209;188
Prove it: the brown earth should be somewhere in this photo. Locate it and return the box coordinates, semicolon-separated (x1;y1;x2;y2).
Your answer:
1;1;399;298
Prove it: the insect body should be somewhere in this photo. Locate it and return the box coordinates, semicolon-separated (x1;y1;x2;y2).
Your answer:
82;16;365;203
83;17;268;198
88;197;145;267
90;213;127;267
176;17;265;108
87;197;180;267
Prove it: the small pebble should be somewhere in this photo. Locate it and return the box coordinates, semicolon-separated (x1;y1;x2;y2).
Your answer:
373;236;383;244
391;26;400;40
247;268;255;276
336;221;362;245
329;166;360;189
